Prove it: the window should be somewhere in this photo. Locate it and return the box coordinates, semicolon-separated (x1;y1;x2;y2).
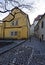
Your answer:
41;21;44;28
14;20;18;25
11;21;18;26
14;31;18;35
11;21;14;26
11;31;18;36
11;32;13;36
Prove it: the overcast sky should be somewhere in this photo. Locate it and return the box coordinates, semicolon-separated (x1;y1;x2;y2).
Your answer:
0;0;45;24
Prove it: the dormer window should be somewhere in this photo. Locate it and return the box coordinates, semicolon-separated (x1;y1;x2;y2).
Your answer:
11;20;18;26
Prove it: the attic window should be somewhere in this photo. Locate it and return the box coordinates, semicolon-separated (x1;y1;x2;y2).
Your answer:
11;20;18;26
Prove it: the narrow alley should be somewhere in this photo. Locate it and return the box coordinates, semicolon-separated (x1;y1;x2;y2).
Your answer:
0;37;45;65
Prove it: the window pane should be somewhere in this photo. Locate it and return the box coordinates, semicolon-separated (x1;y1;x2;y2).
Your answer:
11;31;18;36
11;21;18;26
14;31;18;35
16;21;18;25
11;32;13;36
12;21;14;25
14;20;18;25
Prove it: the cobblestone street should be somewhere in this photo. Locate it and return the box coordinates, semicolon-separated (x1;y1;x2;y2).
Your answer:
24;37;45;54
0;44;33;65
0;37;45;65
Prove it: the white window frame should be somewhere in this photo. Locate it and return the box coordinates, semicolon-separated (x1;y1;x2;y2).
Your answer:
11;31;18;36
11;20;18;26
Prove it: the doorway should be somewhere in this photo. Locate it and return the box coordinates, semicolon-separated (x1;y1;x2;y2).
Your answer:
42;34;44;40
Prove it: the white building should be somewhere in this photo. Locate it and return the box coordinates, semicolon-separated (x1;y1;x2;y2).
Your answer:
30;24;34;36
34;13;45;41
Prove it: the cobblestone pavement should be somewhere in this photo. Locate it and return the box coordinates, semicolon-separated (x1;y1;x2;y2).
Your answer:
0;37;45;65
23;37;45;65
24;37;45;54
0;44;33;65
29;54;45;65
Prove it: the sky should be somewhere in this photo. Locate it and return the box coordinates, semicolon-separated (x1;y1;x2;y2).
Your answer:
0;0;45;24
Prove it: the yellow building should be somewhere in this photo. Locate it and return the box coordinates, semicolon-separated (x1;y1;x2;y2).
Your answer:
0;22;3;39
0;7;30;39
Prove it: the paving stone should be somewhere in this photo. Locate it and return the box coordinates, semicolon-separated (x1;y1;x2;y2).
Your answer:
0;37;45;65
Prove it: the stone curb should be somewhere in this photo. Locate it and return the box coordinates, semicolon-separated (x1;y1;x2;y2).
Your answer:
0;40;26;55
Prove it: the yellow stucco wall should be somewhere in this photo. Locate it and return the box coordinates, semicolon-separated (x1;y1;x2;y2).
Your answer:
0;23;3;38
4;26;28;39
0;7;30;39
4;16;27;27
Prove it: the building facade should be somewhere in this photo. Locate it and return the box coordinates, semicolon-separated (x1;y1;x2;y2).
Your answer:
30;24;34;36
0;22;3;38
34;13;45;41
0;7;30;39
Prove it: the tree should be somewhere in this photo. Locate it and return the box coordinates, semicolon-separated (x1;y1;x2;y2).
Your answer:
0;0;34;13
